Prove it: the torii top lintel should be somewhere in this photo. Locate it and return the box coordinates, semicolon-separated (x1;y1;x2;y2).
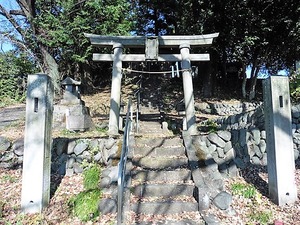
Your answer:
84;33;219;48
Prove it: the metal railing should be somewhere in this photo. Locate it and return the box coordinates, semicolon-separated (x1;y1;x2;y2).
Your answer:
117;97;132;225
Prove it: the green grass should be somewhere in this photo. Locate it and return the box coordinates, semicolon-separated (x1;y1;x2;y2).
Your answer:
69;189;101;222
249;210;273;225
83;164;101;190
69;163;102;221
231;182;257;199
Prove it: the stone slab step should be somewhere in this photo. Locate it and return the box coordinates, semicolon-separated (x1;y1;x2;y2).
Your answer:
132;184;195;198
135;137;183;148
132;169;191;183
131;201;199;214
134;220;204;225
132;157;188;169
133;146;185;157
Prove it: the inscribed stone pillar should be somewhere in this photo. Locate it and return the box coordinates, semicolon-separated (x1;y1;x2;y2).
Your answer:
263;76;297;206
180;44;197;135
21;74;54;213
109;43;123;135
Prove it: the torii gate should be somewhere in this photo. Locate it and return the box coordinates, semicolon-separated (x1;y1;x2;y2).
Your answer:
85;33;219;135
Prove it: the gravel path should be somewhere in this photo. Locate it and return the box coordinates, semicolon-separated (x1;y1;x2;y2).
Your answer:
0;104;25;129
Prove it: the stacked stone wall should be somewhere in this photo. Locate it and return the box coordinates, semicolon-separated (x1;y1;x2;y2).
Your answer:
194;102;300;177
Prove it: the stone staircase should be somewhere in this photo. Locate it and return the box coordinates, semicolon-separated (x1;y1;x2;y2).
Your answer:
122;75;206;224
125;122;205;224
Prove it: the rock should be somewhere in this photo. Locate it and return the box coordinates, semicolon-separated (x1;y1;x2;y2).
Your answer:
225;148;235;162
98;139;105;151
217;130;231;142
207;133;225;148
109;145;119;157
217;147;224;158
207;144;217;155
94;152;102;162
0;136;10;152
102;148;109;165
12;138;24;156
204;158;219;172
251;128;261;145
0;151;14;162
98;198;117;214
246;142;255;158
259;140;266;153
105;138;115;150
162;121;168;130
202;214;219;225
82;151;92;162
261;130;266;139
294;149;299;160
67;140;76;154
73;162;83;173
224;141;232;153
228;161;239;177
197;188;210;211
102;166;119;183
65;168;74;176
89;139;99;151
262;153;268;166
213;191;232;210
0;162;13;168
251;156;261;165
66;157;75;168
73;142;88;155
99;176;112;188
254;145;262;159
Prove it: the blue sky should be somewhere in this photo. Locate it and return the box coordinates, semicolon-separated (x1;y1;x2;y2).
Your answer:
0;0;19;52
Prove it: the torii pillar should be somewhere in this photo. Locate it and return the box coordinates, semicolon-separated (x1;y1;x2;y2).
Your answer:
180;44;197;134
109;43;123;135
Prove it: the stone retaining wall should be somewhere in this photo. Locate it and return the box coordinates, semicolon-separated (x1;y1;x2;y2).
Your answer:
0;136;121;177
195;101;262;116
194;103;300;177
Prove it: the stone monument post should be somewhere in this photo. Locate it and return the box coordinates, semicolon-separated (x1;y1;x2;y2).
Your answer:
21;74;54;213
263;76;297;206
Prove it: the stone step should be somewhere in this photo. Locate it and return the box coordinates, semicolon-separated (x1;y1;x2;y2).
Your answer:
131;201;199;215
134;220;204;225
132;183;195;198
135;137;183;148
131;169;191;183
132;156;188;170
133;146;186;157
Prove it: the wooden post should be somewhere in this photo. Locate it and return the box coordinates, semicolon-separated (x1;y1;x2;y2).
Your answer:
109;43;123;135
180;44;197;135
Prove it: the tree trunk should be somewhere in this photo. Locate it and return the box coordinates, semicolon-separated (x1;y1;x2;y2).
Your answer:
249;67;259;100
40;46;60;93
241;64;247;99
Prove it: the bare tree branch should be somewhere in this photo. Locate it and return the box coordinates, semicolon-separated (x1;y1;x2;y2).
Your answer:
0;4;25;38
9;10;25;16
